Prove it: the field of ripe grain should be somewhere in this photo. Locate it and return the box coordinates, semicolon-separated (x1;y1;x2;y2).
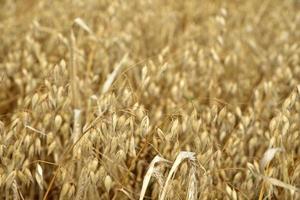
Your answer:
0;0;300;199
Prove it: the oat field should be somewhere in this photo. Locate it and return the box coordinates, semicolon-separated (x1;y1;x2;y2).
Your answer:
0;0;300;199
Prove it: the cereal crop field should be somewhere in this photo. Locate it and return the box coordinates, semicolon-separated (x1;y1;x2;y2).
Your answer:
0;0;300;199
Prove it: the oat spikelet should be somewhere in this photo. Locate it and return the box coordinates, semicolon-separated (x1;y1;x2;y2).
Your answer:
139;155;170;200
260;148;283;172
187;164;198;200
35;164;43;190
160;151;196;200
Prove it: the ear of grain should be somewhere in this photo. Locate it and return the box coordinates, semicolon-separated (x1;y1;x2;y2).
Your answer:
187;164;198;200
35;164;43;190
260;148;283;172
160;151;196;200
139;156;170;200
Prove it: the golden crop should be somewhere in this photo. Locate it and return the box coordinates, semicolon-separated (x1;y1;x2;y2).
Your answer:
0;0;299;199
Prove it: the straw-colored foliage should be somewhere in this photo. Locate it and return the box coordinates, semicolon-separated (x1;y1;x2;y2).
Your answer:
0;0;300;199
